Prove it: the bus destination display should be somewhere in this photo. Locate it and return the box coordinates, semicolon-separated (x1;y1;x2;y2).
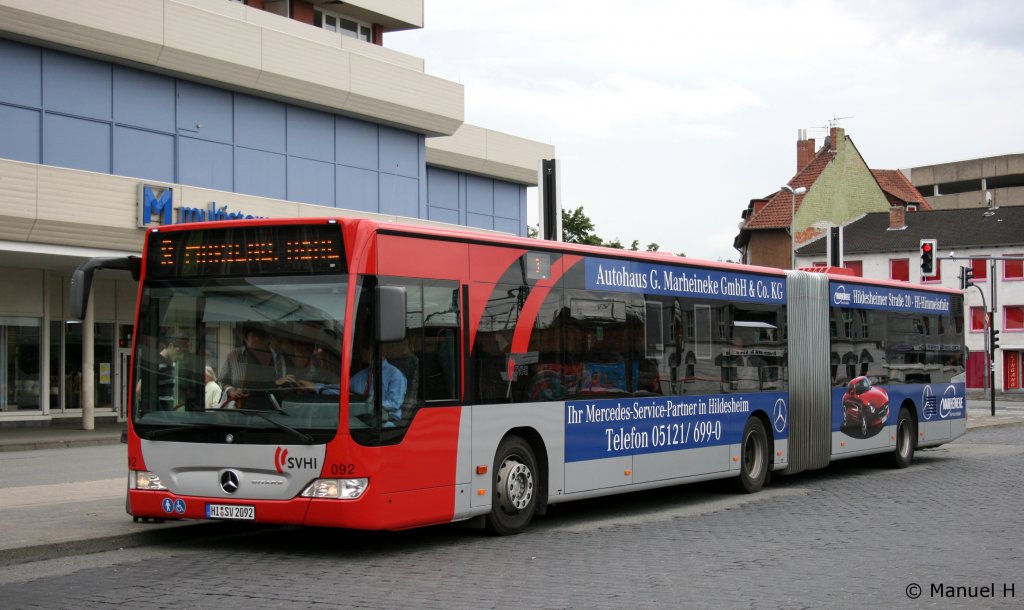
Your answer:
148;225;344;277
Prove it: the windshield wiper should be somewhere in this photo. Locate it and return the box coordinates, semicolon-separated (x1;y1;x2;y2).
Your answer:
144;422;235;440
223;409;316;445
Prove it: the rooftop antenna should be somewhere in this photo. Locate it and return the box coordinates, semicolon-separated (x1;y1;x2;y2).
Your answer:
828;115;854;128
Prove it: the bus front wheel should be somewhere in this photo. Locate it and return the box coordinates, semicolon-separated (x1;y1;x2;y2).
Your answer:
734;418;769;494
486;436;538;535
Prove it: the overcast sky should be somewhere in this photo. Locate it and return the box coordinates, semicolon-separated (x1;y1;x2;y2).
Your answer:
389;0;1024;261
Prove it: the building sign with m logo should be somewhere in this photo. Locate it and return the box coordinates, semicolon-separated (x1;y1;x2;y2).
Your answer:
138;184;174;227
137;183;265;227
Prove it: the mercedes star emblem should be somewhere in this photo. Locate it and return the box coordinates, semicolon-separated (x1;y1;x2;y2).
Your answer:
773;399;788;433
220;470;240;494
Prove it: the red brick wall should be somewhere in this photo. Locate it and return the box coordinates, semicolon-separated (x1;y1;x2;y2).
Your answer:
746;230;793;270
291;0;314;25
797;138;816;172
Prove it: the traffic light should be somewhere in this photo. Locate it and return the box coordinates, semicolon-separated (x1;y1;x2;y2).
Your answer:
990;328;1000;351
920;239;937;278
959;266;974;290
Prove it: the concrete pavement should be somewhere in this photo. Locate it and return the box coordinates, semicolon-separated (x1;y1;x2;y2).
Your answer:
0;401;1021;566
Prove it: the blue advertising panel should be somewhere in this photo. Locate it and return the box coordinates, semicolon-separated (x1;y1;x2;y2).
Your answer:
565;392;788;462
829;282;951;315
585;258;786;304
833;382;966;437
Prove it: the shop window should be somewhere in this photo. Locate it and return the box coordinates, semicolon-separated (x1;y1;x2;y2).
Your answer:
1005;306;1024;331
0;317;42;412
890;259;909;282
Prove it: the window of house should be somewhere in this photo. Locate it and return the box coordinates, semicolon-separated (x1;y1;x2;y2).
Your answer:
315;8;372;42
1004;256;1024;280
890;258;909;282
971;257;989;282
1006;306;1024;331
844;260;863;277
970;306;987;332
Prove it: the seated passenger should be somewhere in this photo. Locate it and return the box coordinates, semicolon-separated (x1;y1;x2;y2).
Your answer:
298;344;407;426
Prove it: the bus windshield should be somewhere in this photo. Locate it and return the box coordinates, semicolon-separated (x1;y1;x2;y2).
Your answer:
133;275;347;444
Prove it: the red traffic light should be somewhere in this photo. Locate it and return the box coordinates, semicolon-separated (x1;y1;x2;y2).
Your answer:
921;243;932;253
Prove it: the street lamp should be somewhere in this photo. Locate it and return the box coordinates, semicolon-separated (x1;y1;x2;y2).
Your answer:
781;184;807;269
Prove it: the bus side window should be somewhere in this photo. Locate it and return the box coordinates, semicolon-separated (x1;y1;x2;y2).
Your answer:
379;278;461;412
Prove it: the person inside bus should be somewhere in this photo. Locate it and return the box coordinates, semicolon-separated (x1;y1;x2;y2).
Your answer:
204;365;223;409
218;323;294;410
156;335;188;410
297;342;407;426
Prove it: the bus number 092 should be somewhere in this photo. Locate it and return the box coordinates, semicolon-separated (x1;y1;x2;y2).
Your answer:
330;463;356;476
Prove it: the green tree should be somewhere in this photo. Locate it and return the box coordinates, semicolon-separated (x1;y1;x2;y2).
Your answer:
561;206;603;246
646;242;660;252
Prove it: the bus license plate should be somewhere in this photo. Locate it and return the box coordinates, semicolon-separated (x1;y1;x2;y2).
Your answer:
206;504;255;520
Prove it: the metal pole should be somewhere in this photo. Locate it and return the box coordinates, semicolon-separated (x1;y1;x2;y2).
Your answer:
990;259;997;417
791;191;796;270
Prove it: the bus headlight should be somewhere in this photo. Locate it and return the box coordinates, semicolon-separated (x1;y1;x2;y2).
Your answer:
301;478;368;499
131;470;167;490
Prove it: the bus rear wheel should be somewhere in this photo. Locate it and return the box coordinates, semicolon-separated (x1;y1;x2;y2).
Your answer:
734;418;769;494
887;408;915;469
486;436;538;535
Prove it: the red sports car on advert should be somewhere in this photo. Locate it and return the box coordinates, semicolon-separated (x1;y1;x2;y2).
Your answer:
842;376;889;438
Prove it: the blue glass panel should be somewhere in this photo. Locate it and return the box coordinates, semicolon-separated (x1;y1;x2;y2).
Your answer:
336;165;378;212
176;81;232;143
336;116;377;170
428;206;460;225
379;126;419;179
287;157;335;206
113;126;174;183
234;94;285;153
0;39;41;108
287;106;333;162
426;167;459;210
0;105;40;163
494;217;522;236
43;114;110;173
493;181;522;219
178;137;233;191
236;147;286;199
467;213;494;230
466;175;494;215
380;174;419;217
113;67;175;133
43;51;111;121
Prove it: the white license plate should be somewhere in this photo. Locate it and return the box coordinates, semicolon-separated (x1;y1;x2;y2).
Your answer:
206;503;255;520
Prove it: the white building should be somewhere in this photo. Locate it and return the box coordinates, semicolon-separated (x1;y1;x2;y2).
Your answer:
796;205;1024;395
0;0;554;428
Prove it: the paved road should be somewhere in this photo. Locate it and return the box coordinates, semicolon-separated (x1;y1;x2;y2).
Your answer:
2;424;1022;608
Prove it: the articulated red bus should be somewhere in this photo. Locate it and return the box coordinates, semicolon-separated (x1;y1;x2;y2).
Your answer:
72;218;966;534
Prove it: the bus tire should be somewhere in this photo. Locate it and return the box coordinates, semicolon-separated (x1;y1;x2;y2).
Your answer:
485;436;538;535
734;417;768;494
887;408;915;469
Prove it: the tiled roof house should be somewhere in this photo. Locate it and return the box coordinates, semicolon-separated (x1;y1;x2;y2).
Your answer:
735;127;927;269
